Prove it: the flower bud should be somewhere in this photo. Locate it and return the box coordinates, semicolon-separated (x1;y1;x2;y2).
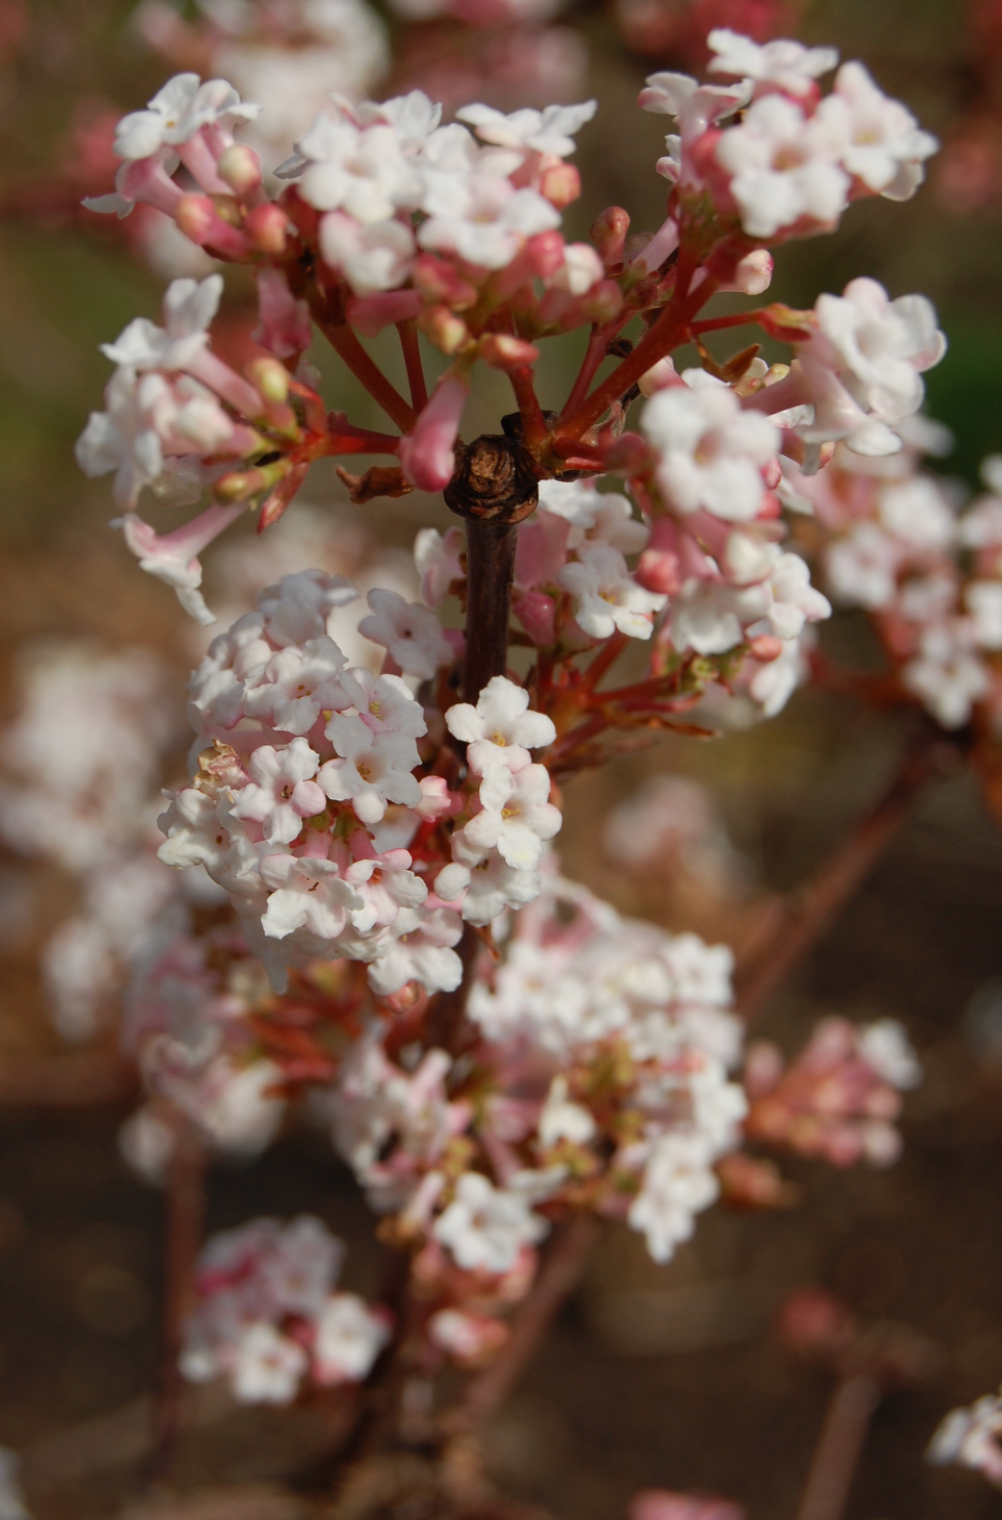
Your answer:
479;334;540;372
217;143;263;196
590;206;630;268
418;305;470;355
246;202;289;255
580;280;624;324
540;161;581;209
635;548;679;595
748;634;785;662
412;254;478;310
176;194;248;258
524;231;566;279
245;356;290;405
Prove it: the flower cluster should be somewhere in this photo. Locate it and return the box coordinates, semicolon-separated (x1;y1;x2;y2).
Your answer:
157;567;563;993
743;1017;921;1168
641;28;937;243
182;1215;389;1403
329;873;747;1267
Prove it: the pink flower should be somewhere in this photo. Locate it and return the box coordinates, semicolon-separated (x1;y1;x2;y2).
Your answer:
398;374;468;493
231;739;326;845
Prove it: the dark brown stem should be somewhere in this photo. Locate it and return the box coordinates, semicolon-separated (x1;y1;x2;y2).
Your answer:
796;1375;882;1520
444;1214;602;1441
735;725;954;1022
144;1114;205;1487
464;521;519;702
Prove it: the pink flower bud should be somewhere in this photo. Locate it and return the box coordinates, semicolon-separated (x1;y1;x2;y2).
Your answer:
246;202;288;255
418;305;470;355
636;547;680;595
580;279;625;324
245;356;290;405
590;206;630;268
524;231;566;279
398;374;468;493
217;144;263;197
479;334;540;372
748;634;784;662
512;589;557;646
540;161;581;208
412;255;478;310
176;194;249;259
254;267;311;360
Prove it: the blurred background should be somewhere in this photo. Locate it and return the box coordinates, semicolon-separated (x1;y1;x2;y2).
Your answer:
2;0;1002;1516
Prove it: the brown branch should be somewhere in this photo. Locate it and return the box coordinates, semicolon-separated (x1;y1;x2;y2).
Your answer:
144;1113;206;1487
796;1375;882;1520
444;1213;602;1443
734;725;956;1023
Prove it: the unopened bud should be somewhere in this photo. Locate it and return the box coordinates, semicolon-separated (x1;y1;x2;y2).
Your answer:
540;161;581;209
418;305;469;355
638;356;679;397
603;432;650;474
215;468;265;501
580;279;623;324
412;254;478;310
636;548;679;596
748;634;785;663
246;202;288;255
733;248;773;295
524;231;565;279
590;206;630;268
479;333;540;372
246;356;290;405
217;143;263;196
175;194;248;258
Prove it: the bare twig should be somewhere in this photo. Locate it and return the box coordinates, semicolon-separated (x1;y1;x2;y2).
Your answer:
796;1374;882;1520
444;1214;602;1442
145;1113;206;1487
734;725;956;1022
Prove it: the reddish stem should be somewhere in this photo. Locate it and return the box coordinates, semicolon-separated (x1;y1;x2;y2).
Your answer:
397;319;429;411
312;311;416;433
582;631;629;692
555;275;716;441
559;320;624;423
508;367;547;449
689;308;768;336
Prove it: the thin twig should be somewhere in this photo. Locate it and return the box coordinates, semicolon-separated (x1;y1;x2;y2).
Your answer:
144;1113;206;1487
444;1214;602;1441
397;319;429;411
734;724;955;1022
796;1375;882;1520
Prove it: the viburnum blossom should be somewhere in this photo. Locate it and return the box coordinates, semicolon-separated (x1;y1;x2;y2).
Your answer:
58;24;958;1499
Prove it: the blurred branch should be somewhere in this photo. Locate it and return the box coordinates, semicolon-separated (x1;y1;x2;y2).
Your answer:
0;1050;136;1106
734;724;958;1022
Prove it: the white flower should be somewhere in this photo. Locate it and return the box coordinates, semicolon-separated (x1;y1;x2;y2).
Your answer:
199;1057;287;1155
113;73;261;162
278;109;422;221
638;72;749;135
433;1171;549;1273
928;1395;1002;1483
417;141;561;271
415;525;464;608
825;522;901;610
345;845;427;933
245;636;348;735
820;61;939;200
805;280;946;443
319;727;421;825
760;550;832;641
259;569;358;649
75;368;164;509
313;1293;389;1384
857;1020;921;1090
367;906;464;996
231;1322;307;1404
707;29;839;95
358;589;454;679
100;275;223;373
318;213;415;294
231;739;326;845
259;854;363;940
642;379;779;522
878;476;956;551
748;636;807;717
559;544;666;640
967;581;1002;650
334;667;427;739
445;675;555;777
902;619;989;728
628;1132;720;1264
537;479;649;554
436;853;542;926
259;1215;345;1318
539;1077;596;1148
455;101;596;157
669;580;743;655
715;93;850;238
461;763;561;871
